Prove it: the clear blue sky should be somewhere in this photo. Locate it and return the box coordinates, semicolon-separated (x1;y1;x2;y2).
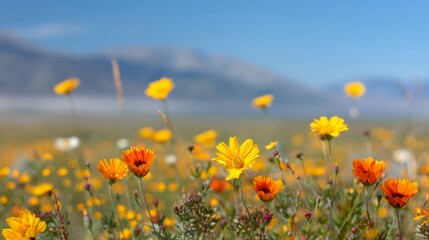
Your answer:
1;1;429;87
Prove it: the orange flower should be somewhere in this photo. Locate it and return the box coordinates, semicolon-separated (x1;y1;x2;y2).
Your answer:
122;146;155;178
380;178;418;208
209;177;229;193
253;176;284;202
352;157;385;186
97;158;128;182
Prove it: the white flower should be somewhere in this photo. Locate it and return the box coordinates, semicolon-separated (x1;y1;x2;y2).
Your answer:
55;136;80;152
393;148;416;179
116;138;130;150
165;154;177;165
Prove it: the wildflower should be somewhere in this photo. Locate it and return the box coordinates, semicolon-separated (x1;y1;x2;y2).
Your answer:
0;167;10;178
194;130;218;147
28;183;54;197
344;81;366;99
265;141;278;150
53;77;80;95
122;146;155;178
414;207;429;224
138;127;154;139
55;136;80;152
380;178;418;208
165;154;177;165
253;176;284;202
212;136;259;181
144;77;174;100
152;129;172;143
310;116;348;138
116;138;130;150
97;158;128;183
352;157;385;186
252;94;274;108
2;209;46;239
210;177;230;193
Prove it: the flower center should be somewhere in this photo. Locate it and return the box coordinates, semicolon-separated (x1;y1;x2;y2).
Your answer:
232;156;244;168
260;187;271;194
392;193;405;198
135;159;145;167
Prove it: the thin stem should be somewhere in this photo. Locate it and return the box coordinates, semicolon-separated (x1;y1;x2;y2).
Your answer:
396;208;403;240
67;94;78;133
365;187;372;225
327;139;335;236
327;139;334;179
89;229;96;240
239;176;255;240
138;178;157;231
108;184;123;240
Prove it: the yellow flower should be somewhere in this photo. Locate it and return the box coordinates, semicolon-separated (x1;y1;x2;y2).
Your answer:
310;116;348;138
144;77;175;100
53;77;80;95
252;94;274;109
194;130;218;147
265;141;278;150
138;127;155;139
344;81;366;99
28;183;54;197
57;167;69;177
97;158;128;182
152;129;172;143
2;209;46;239
0;167;10;178
212;136;259;180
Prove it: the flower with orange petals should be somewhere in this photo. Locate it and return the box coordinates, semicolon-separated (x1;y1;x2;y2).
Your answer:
122;146;155;178
414;207;429;225
253;176;284;202
352;157;385;186
97;158;128;183
209;177;229;193
380;178;418;208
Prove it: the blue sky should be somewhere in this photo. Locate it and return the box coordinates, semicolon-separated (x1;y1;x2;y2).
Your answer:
1;1;429;87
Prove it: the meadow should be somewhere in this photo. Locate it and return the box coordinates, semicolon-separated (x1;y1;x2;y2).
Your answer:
1;78;429;240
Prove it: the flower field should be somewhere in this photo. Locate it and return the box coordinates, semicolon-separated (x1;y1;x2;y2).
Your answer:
2;77;429;240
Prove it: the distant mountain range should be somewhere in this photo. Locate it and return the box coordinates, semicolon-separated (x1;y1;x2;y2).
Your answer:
0;31;427;117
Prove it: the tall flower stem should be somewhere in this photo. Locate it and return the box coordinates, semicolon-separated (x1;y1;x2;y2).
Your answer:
239;176;255;239
108;184;124;240
365;187;372;225
138;178;157;231
67;94;78;133
396;209;403;240
162;99;178;143
327;139;334;179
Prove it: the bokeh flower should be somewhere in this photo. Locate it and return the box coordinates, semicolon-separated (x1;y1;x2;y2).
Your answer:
352;157;385;186
414;207;429;225
210;176;230;193
53;77;80;95
253;176;284;202
310;116;348;138
380;178;418;208
194;130;218;148
344;81;366;99
152;129;172;143
97;158;128;183
252;94;274;109
123;146;155;178
144;77;175;100
212;136;259;181
2;209;46;239
139;127;155;139
55;136;80;152
265;141;278;150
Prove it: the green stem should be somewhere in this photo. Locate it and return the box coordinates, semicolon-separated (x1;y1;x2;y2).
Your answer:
138;178;157;231
365;187;372;225
239;176;255;240
108;184;123;240
396;208;403;240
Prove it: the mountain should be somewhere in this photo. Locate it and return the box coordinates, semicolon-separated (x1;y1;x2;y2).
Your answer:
0;31;327;107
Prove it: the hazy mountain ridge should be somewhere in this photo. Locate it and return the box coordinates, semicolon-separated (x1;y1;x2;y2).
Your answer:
0;31;327;106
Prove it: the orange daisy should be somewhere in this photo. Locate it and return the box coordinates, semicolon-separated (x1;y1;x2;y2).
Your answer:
380;178;418;208
122;146;155;178
352;157;385;186
97;158;128;183
253;176;284;202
